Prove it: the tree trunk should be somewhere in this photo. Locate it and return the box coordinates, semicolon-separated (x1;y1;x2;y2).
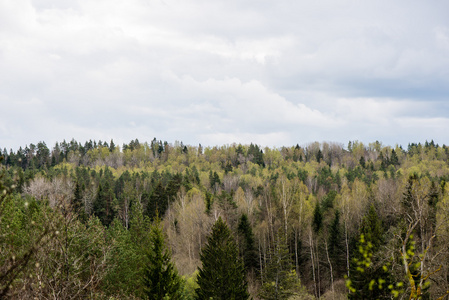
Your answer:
325;240;335;300
295;227;299;275
309;231;318;298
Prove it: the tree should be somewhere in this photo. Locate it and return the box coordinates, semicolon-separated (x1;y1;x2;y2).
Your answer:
390;149;399;166
109;139;116;152
312;201;322;234
143;215;183;300
196;217;249;300
147;181;167;220
316;149;323;163
93;167;116;226
346;233;401;300
328;209;344;277
105;201;152;297
348;205;393;299
33;211;112;299
247;143;265;166
238;214;259;274
259;232;308;300
0;158;55;297
397;175;448;299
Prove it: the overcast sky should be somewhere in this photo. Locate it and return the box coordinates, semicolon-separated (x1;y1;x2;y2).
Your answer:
1;0;449;150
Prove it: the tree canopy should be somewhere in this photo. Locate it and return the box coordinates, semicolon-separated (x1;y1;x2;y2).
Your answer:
196;217;249;300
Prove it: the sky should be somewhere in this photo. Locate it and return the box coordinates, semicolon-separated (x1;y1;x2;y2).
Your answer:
1;0;449;150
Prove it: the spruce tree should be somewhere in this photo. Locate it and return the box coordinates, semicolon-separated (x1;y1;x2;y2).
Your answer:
312;201;322;233
143;215;183;300
328;210;344;276
238;214;259;274
195;217;249;300
348;205;391;299
390;149;399;166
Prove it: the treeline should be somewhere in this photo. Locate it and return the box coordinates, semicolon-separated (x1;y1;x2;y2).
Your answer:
1;138;449;299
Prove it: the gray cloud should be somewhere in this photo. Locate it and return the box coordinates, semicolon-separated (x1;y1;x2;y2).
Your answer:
1;0;448;150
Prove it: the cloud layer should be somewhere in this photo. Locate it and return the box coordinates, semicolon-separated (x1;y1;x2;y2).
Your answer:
1;0;449;149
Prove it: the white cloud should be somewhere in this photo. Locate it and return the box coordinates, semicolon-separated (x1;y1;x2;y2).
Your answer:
167;75;339;128
199;132;292;148
1;0;449;149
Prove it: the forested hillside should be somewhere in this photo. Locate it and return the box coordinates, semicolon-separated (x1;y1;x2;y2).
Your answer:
1;139;449;299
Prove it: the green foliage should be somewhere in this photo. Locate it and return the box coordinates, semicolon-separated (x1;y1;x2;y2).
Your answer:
328;210;344;275
0;163;54;297
390;149;399;166
104;218;142;296
317;166;333;191
312;201;322;233
196;217;249;300
94;167;116;226
143;215;183;300
259;233;306;300
238;214;259;274
209;171;221;191
105;201;152;297
315;149;323;163
345;166;364;182
321;190;337;212
347;210;401;300
346;234;402;299
248;143;265;167
182;271;199;300
3;138;449;298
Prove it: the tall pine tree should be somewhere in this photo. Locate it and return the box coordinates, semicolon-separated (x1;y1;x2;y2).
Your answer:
195;217;249;300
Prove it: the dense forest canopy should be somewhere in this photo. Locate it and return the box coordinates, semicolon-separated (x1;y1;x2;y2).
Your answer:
1;138;449;299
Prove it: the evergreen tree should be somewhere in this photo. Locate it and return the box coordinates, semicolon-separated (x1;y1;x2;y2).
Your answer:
143;215;183;300
209;170;215;189
196;217;249;300
359;156;366;168
348;205;391;299
312;201;322;233
209;171;221;191
247;143;265;166
316;149;323;163
328;210;344;276
390;149;399;166
72;181;87;221
93;181;115;226
93;167;116;226
205;191;213;214
238;214;259;274
146;182;167;220
109;139;116;152
259;233;305;300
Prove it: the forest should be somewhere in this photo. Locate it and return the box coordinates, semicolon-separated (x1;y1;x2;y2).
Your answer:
1;138;449;299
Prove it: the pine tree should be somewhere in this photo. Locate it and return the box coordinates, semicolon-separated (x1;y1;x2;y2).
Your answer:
195;217;249;300
143;215;183;300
